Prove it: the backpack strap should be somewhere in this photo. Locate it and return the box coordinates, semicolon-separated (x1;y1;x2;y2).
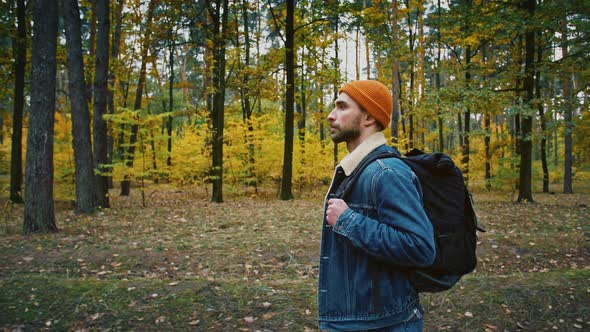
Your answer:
333;150;400;200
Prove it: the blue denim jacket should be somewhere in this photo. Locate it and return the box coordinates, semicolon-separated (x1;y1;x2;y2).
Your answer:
318;134;436;331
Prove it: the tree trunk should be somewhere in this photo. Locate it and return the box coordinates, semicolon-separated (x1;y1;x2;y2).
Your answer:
121;0;156;196
210;0;229;203
513;36;523;156
93;0;110;207
436;0;444;152
297;55;306;144
280;0;295;200
417;0;426;148
363;0;370;79
461;46;472;185
407;9;415;150
10;0;26;204
64;0;98;213
241;0;256;190
107;0;126;189
483;45;491;190
561;17;573;194
330;0;340;167
517;0;535;203
24;0;59;234
536;32;549;193
390;0;400;145
167;40;174;167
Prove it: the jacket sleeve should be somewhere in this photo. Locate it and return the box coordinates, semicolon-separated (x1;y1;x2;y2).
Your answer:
333;166;436;268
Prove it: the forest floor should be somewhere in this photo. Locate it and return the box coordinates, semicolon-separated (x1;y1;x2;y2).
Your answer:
0;186;589;331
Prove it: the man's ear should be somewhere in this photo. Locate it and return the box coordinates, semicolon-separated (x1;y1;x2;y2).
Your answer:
362;112;377;127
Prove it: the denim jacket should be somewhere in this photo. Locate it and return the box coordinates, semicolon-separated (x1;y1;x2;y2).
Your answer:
318;132;436;331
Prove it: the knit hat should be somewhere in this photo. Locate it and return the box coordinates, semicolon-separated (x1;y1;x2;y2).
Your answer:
338;80;392;129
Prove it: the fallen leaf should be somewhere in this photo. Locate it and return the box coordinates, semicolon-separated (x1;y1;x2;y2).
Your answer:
243;316;255;323
464;311;473;318
485;323;498;330
88;313;104;321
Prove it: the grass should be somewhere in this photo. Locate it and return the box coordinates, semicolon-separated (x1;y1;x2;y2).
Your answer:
1;187;589;331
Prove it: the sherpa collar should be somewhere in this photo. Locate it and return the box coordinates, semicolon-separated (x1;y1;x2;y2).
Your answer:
339;132;387;176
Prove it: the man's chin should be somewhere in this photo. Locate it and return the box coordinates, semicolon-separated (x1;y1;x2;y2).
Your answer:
330;134;343;144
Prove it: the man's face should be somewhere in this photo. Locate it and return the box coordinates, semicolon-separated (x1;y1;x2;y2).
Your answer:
327;92;363;144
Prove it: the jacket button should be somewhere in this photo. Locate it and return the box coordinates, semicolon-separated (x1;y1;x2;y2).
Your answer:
338;225;343;231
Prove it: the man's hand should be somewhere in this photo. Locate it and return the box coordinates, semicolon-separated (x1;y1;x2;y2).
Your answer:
326;198;349;226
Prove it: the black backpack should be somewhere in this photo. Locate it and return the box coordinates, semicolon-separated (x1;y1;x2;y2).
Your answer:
334;148;484;292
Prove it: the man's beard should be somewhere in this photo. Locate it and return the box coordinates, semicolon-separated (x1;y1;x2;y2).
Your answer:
330;114;361;144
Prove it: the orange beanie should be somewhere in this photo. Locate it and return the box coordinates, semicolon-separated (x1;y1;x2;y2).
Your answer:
339;80;392;129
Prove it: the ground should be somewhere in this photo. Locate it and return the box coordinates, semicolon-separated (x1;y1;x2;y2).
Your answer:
0;187;589;331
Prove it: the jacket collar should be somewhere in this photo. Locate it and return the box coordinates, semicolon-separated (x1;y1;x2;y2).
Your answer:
339;132;387;176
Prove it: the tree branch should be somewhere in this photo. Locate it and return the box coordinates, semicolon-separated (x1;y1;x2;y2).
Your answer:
294;18;334;33
267;0;285;43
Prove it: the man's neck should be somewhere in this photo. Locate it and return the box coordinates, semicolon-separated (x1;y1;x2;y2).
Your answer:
346;129;379;153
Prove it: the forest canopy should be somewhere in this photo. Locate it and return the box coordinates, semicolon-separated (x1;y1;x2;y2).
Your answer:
0;0;588;231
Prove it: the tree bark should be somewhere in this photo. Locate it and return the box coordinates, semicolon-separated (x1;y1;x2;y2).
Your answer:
536;32;549;193
64;0;98;213
10;0;26;204
209;0;229;203
93;0;110;207
167;39;174;167
107;0;126;189
406;2;415;149
24;0;59;234
241;0;256;190
483;46;491;190
461;46;471;186
390;0;400;145
517;0;535;203
280;0;295;200
561;17;573;194
435;0;444;152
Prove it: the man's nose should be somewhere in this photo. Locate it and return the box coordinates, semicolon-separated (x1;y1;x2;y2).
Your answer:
327;109;336;121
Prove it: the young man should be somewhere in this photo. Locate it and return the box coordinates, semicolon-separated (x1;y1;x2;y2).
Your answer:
318;80;436;332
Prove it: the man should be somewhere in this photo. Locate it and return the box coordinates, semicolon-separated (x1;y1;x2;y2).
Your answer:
318;80;436;331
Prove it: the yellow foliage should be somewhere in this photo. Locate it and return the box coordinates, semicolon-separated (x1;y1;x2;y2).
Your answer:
53;111;75;200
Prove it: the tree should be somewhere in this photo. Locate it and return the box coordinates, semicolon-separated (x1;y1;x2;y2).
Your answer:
121;0;157;196
10;0;26;204
390;0;400;144
23;0;59;233
63;0;98;213
207;0;229;203
107;0;126;189
93;0;110;207
238;0;257;191
280;0;295;200
561;15;573;194
517;0;535;203
536;31;549;193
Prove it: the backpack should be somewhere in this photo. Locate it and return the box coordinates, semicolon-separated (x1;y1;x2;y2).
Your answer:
334;147;484;292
